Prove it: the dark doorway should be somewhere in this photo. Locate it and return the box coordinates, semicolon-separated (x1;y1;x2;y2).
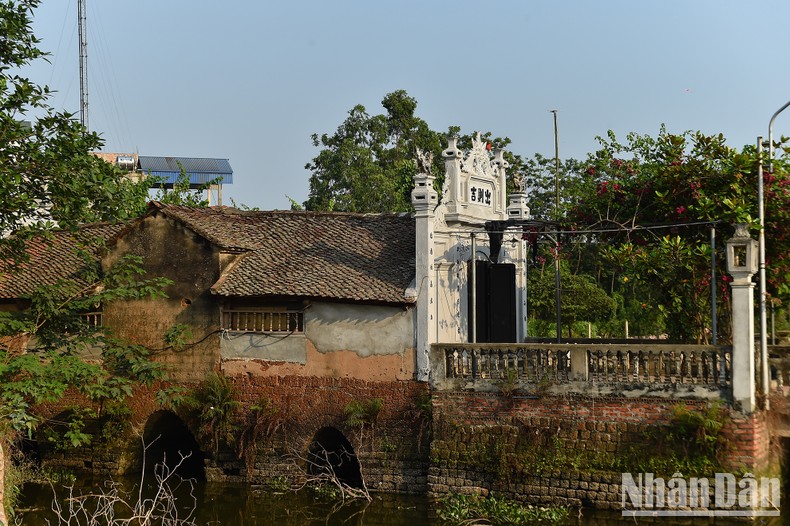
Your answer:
307;427;362;488
142;410;205;480
468;260;517;343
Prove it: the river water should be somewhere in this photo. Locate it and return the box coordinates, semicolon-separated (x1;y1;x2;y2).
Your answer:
15;478;787;526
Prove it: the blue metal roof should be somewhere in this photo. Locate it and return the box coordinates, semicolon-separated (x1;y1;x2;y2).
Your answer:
138;156;233;187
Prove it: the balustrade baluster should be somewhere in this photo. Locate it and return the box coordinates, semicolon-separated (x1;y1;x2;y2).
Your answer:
656;351;663;382
507;349;518;378
592;350;601;382
688;351;697;383
558;349;565;381
461;349;469;377
488;347;495;379
701;351;710;384
719;351;732;386
620;350;627;382
687;350;695;383
560;350;569;381
526;349;538;382
553;350;561;381
697;350;704;383
552;348;558;381
546;348;553;380
680;351;689;383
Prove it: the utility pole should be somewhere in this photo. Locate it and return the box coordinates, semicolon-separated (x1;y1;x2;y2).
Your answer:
78;0;88;130
549;110;561;342
550;110;560;213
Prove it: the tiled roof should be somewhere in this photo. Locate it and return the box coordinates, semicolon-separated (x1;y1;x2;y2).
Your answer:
0;223;125;299
149;203;416;304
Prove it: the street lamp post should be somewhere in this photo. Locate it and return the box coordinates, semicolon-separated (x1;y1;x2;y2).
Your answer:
768;101;790;172
758;100;790;409
757;137;768;408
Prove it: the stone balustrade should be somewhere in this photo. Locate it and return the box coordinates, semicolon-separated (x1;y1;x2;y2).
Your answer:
430;342;731;399
769;345;790;389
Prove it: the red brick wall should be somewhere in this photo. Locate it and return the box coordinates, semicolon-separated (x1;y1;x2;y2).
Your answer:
227;376;430;492
34;377;431;493
429;392;772;509
724;410;772;470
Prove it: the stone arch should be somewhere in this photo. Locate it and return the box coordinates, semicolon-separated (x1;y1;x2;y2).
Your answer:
141;410;205;480
307;426;362;489
35;408;98;467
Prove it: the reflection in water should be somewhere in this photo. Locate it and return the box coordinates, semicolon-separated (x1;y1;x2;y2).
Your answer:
16;479;786;525
18;480;431;526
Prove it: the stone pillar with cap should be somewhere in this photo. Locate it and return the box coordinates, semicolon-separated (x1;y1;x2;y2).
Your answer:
506;190;530;342
442;137;462;208
493;148;509;213
726;223;759;413
412;164;438;381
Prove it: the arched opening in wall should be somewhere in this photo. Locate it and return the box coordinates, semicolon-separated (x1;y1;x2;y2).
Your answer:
18;436;40;467
307;427;362;489
36;409;95;468
142;410;205;480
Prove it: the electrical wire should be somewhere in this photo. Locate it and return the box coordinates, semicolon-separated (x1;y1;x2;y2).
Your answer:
442;220;721;237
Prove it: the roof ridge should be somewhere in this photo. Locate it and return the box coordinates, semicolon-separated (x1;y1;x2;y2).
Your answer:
150;203;413;219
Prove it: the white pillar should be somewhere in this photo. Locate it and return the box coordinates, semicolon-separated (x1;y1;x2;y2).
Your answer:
731;280;756;413
493;148;508;213
507;192;530;342
412;169;438;381
727;224;759;414
443;137;462;205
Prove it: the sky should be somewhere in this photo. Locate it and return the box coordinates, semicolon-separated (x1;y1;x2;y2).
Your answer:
24;0;790;211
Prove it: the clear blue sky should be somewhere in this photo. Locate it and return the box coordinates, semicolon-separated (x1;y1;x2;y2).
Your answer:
26;0;790;210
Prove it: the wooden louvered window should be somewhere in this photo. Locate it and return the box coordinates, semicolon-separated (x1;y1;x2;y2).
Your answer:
80;311;103;328
221;307;304;333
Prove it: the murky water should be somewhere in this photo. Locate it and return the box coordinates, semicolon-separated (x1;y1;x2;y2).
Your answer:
15;479;787;525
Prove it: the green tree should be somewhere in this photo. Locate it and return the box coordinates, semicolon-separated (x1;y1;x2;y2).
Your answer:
152;162;219;207
527;259;615;338
566;128;790;342
305;90;528;213
0;0;170;516
304;90;446;212
516;154;586;221
0;1;148;250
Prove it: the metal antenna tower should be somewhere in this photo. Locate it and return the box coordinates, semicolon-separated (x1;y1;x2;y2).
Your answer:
78;0;88;130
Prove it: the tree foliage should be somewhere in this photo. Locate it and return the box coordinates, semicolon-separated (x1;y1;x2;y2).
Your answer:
152;162;219;208
561;128;790;342
304;90;531;213
0;0;170;452
0;2;148;251
304;90;446;212
528;261;615;337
